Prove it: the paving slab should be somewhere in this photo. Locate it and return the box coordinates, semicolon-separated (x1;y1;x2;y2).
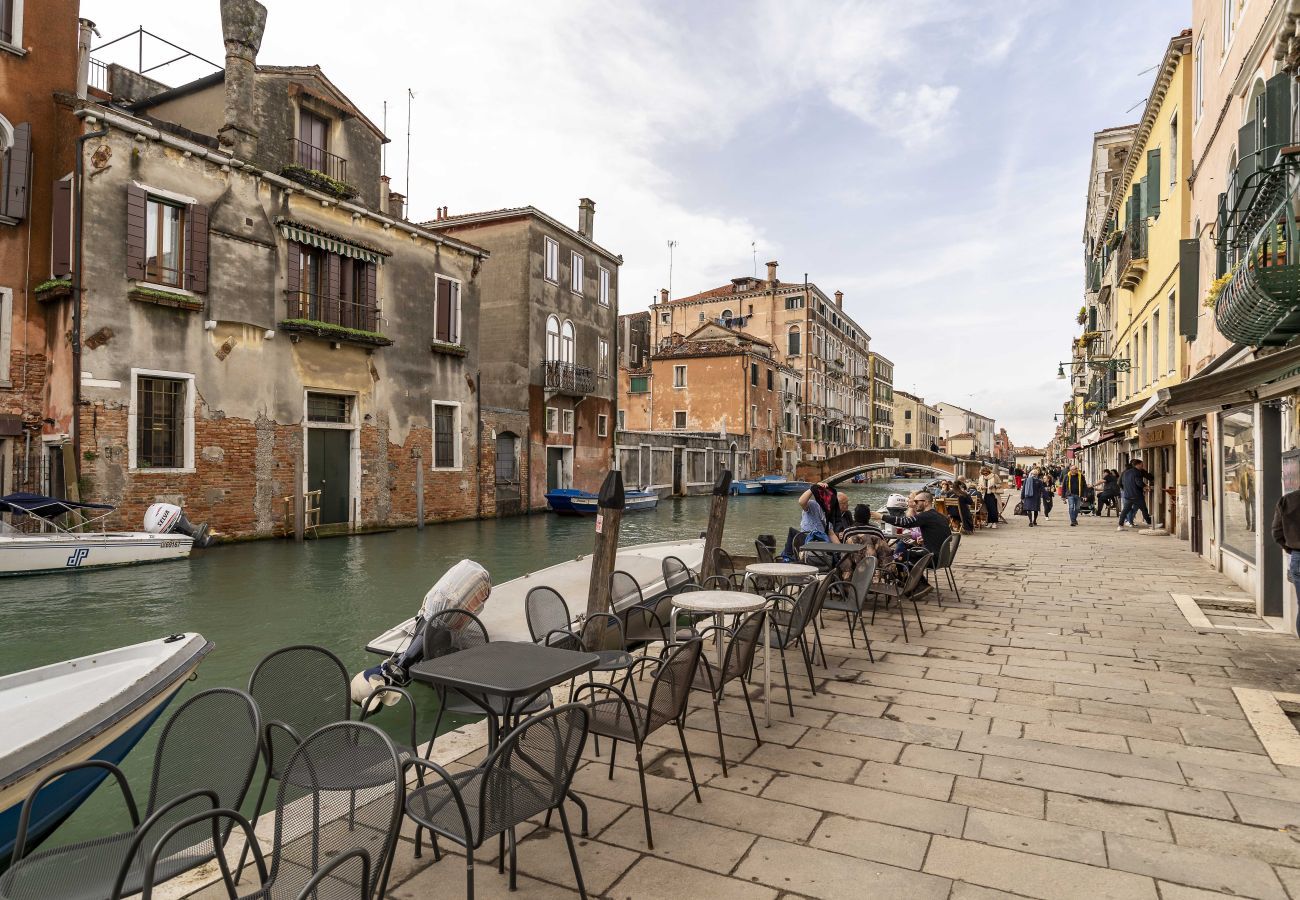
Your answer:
735;836;952;900
923;835;1159;899
1104;832;1288;900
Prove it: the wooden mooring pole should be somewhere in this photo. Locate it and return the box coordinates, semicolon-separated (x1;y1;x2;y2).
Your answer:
699;469;732;581
293;440;304;543
585;470;625;623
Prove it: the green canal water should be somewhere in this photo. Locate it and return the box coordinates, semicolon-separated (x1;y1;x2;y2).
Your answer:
1;478;923;844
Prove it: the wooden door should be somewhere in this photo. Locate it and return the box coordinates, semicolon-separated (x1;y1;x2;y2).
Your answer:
308;429;350;524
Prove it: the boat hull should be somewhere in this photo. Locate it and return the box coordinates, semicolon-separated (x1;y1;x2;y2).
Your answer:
0;532;193;576
568;492;659;514
731;482;764;495
762;480;811;495
0;634;212;863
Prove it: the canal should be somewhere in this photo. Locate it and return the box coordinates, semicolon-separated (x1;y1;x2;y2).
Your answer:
1;478;922;842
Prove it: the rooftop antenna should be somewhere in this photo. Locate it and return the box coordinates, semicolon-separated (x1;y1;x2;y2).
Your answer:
667;240;678;298
405;88;414;211
381;100;387;174
751;241;756;278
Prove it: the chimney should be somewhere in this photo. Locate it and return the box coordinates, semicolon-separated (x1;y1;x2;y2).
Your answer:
765;260;778;284
217;0;268;159
76;19;98;99
578;198;595;239
387;191;405;221
659;288;669;304
378;175;390;215
834;290;843;309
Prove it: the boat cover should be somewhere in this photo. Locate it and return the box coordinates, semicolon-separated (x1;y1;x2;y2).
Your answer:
0;493;114;519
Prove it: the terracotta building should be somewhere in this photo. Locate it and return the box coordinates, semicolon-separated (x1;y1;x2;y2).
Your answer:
621;321;801;477
0;0;88;493
652;261;869;462
429;201;619;511
45;0;504;537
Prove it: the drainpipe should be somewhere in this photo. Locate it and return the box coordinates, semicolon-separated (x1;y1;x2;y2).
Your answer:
71;120;109;486
475;368;483;519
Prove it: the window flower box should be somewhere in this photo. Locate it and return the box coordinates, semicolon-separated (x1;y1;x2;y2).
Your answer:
128;285;204;311
34;278;72;302
278;318;393;347
279;164;359;201
430;339;467;357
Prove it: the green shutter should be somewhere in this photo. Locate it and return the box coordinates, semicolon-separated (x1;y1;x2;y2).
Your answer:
1264;72;1293;161
1237;120;1258;212
1215;192;1228;277
1138;176;1148;221
1146;149;1161;218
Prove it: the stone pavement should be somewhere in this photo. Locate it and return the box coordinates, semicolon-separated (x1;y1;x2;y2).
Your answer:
192;503;1300;899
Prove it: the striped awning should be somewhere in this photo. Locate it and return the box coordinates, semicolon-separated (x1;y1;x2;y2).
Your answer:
278;222;383;264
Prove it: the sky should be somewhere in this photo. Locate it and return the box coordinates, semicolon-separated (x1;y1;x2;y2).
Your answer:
84;0;1190;446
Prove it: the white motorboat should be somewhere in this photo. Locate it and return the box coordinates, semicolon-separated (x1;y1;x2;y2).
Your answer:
0;494;212;576
366;537;706;655
0;633;214;862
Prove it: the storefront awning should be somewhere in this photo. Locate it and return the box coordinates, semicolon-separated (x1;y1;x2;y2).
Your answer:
1101;397;1147;433
277;221;386;264
1132;391;1167;427
1145;343;1300;423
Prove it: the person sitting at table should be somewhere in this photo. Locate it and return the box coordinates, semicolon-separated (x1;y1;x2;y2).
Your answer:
952;480;975;535
796;482;841;544
881;490;950;578
839;504;891;576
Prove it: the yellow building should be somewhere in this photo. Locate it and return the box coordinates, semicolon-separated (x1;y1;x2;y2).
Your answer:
1098;30;1193;531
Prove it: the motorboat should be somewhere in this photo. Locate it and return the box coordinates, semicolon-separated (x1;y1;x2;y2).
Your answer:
761;479;811;495
0;633;213;863
730;480;764;495
366;537;706;653
0;494;213;576
545;488;659;515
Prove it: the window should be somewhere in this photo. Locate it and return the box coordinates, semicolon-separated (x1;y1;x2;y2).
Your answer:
0;286;11;384
673;365;686;388
1;0;23;47
674;410;687;429
698;312;705;323
545;407;557;433
1219;407;1256;561
434;276;461;344
598;339;609;376
766;369;773;390
599;266;610;306
561;319;575;363
1168;114;1178;186
1194;38;1204;122
145;197;186;287
1168;292;1176;372
432;401;461;469
1;116;30;223
904;432;912;445
562;409;574;434
296;109;332;174
571;252;584;294
629;375;649;393
617;410;625;430
659;311;670;325
1222;0;1234;52
597;414;608;437
1151;311;1160;380
750;404;758;426
544;237;559;283
784;295;803;310
750;363;758;386
722;308;733;322
131;370;194;472
904;409;912;419
307;393;351;423
545;315;560;361
787;326;801;356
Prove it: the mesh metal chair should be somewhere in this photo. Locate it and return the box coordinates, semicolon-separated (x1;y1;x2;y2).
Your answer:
661;555;700;596
405;704;591;899
765;578;829;716
754;540;775;564
574;639;704;848
820;557;877;660
417;609;552;753
704;548;744;589
148;721;405;900
525;586;576;647
692;610;767;775
870;553;932;641
1;688;260;900
612;570;672;649
929;534;964;605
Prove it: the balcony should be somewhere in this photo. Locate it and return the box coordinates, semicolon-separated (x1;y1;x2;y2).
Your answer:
543;360;595;396
1117;218;1147;290
280;290;391;346
282;140;357;200
1215;156;1300;346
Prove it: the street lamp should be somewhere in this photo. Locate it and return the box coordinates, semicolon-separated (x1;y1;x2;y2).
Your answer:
1056;364;1066;380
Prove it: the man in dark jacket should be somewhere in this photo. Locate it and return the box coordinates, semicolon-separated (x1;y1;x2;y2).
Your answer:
1272;488;1300;634
1060;463;1088;526
1118;459;1153;531
882;491;951;560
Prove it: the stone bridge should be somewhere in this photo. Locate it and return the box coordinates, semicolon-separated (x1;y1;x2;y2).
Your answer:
796;448;986;486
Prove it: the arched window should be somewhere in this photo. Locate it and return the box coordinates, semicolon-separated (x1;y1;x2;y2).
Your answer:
561;319;575;364
721;308;733;323
545;315;560;361
787;325;800;356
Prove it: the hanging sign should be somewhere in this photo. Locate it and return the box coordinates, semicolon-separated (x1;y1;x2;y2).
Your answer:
1138;424;1175;448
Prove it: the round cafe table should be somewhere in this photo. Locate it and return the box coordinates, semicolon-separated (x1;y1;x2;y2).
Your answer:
743;562;818;595
670;590;772;727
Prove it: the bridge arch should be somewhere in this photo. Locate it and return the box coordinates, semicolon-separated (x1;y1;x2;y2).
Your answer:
797;448;989;486
824;461;958;487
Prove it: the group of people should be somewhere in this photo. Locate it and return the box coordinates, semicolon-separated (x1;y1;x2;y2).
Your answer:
1015;457;1157;530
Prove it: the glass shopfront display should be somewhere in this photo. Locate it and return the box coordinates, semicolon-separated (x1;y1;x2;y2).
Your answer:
1219;408;1256;562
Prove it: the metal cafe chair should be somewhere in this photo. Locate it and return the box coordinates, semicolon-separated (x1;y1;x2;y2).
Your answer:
1;688;260;900
661;555;701;596
146;721;405;900
870;552;932;642
525;585;576;647
574;639;705;849
704;547;745;589
820;557;877;661
691;610;767;775
404;704;592;899
612;569;675;650
764;579;827;716
930;533;965;605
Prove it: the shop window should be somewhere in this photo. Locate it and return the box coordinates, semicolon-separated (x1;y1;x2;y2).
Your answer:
1219;408;1256;562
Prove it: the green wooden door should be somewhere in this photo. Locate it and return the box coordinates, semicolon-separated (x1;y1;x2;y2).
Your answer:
308;429;350;524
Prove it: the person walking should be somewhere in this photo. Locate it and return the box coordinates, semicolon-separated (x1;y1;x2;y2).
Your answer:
1020;468;1045;526
1272;487;1300;635
1014;466;1024;490
978;467;1001;529
1061;463;1088;527
1040;469;1055;519
1118;459;1153;530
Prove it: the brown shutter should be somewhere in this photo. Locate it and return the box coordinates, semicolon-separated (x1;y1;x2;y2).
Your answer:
51;179;73;278
125;184;147;280
435;277;451;342
285;242;301;296
185;203;209;293
4;123;31;220
325;252;341;323
365;262;378;332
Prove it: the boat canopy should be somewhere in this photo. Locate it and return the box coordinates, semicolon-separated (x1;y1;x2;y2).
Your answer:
0;493;114;519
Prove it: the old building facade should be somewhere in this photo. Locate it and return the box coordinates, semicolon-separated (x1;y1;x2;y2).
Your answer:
867;351;894;448
893;390;940;451
430;202;619;512
654;261;869;462
936;402;996;456
44;0;501;537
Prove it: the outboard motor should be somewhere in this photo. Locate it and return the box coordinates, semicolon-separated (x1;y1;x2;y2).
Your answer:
143;502;214;548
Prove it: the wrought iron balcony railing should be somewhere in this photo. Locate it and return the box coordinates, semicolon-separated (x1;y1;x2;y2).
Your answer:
1117;218;1147;290
288;290;378;333
289;138;348;183
543;360;595;395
